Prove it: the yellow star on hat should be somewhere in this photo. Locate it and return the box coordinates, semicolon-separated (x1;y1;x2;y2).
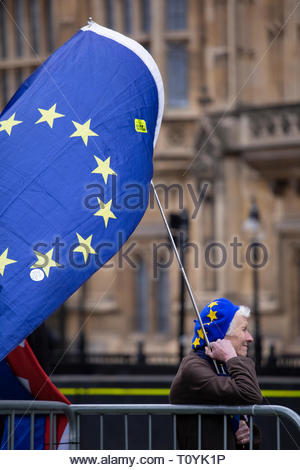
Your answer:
208;301;218;309
207;309;218;322
197;328;205;340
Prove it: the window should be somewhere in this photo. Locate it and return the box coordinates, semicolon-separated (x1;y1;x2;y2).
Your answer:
156;258;170;334
141;0;151;33
15;68;23;88
167;42;188;108
14;0;24;57
135;256;149;332
0;70;8;109
45;0;54;52
124;0;132;34
0;2;7;59
0;0;55;109
29;0;40;53
166;0;187;31
105;0;114;29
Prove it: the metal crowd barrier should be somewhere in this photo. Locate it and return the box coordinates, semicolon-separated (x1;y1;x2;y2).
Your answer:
0;401;76;450
0;402;300;450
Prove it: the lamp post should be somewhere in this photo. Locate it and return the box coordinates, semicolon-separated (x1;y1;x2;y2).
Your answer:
169;210;189;362
242;198;263;368
78;281;87;364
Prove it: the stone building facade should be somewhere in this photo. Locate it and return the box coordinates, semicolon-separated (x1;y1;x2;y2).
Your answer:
1;0;300;360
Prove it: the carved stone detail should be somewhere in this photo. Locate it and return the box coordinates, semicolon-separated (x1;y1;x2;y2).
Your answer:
246;107;300;141
166;123;185;146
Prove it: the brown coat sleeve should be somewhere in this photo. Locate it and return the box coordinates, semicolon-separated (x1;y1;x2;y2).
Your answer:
170;354;263;406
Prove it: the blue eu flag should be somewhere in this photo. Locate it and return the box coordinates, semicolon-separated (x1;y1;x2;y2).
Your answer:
0;21;164;360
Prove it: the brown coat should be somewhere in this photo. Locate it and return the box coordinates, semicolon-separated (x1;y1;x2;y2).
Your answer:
169;350;263;450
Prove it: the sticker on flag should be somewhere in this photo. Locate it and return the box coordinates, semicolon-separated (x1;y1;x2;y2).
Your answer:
135;118;148;133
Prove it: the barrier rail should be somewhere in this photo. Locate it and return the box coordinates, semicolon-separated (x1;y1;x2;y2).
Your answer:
0;402;299;450
0;401;76;450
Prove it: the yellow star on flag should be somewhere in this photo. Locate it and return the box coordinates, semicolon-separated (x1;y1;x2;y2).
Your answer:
70;118;98;146
30;248;62;278
193;337;200;348
35;103;65;128
208;301;218;309
0;248;17;276
0;113;22;136
94;198;116;228
73;233;96;263
92;156;117;184
207;309;218;322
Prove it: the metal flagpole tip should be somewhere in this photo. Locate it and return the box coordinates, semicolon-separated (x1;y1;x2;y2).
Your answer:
88;17;93;26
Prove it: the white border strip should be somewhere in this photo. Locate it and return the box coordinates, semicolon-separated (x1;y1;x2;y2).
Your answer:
81;21;164;147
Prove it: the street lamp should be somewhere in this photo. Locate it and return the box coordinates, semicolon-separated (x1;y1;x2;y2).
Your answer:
242;198;263;368
169;210;189;362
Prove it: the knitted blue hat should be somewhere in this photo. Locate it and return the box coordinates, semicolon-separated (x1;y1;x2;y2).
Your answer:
192;298;239;350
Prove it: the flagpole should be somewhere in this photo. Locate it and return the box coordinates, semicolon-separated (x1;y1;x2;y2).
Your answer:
151;181;221;374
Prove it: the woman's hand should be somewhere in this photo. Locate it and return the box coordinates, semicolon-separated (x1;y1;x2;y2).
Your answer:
235;420;250;445
205;339;237;362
